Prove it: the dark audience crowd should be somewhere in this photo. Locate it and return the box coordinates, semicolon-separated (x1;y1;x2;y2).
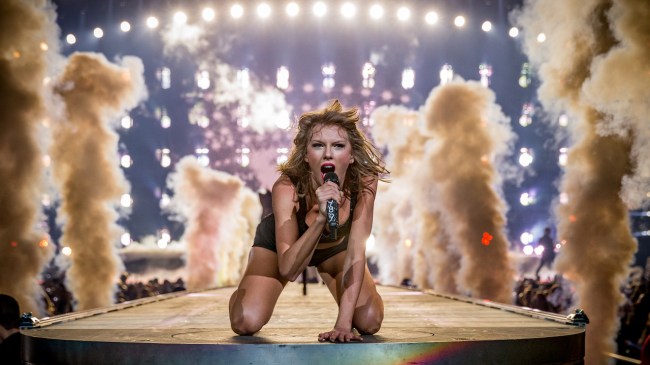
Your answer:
514;269;649;362
39;264;186;316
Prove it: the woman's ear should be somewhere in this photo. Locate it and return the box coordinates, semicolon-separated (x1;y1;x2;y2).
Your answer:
350;157;354;164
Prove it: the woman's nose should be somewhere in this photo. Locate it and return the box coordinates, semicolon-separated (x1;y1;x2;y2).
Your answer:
324;145;333;158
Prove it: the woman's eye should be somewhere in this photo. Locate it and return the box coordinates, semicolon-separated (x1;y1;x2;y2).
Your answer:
334;144;345;148
312;143;323;148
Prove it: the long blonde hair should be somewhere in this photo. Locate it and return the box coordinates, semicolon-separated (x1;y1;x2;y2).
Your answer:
279;100;389;201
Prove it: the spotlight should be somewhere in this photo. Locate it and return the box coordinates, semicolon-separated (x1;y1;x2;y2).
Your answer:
401;67;415;90
396;6;411;22
520;231;533;245
276;66;290;90
146;16;159;29
440;64;454;84
509;27;519;37
120;21;131;32
202;8;216;22
121;233;131;246
120;154;133;168
424;11;438;25
65;34;76;45
558;147;568;166
286;2;299;17
257;3;271;19
537;33;546;43
173;11;187;25
120;194;133;208
518;148;534;167
481;21;492;32
313;2;327;17
230;4;244;19
93;27;104;38
341;2;356;18
369;4;384;20
121;115;133;129
454;15;465;27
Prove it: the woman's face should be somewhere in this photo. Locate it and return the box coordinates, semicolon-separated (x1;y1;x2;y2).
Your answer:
304;124;354;186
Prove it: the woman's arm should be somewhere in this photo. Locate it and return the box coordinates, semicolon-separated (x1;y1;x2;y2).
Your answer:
273;176;339;282
330;178;378;339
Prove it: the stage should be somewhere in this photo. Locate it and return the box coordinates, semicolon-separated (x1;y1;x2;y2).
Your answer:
22;283;585;364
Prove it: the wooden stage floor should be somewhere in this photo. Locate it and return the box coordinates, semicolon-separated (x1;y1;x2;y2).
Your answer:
22;284;585;364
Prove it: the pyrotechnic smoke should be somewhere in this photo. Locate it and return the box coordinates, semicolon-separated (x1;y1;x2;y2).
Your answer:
159;19;292;134
371;82;515;303
161;22;207;56
514;0;649;363
211;63;293;134
50;53;147;310
166;157;262;290
422;80;515;303
0;0;58;315
370;106;426;286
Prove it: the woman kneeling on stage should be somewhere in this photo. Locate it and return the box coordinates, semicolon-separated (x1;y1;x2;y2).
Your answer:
229;100;389;343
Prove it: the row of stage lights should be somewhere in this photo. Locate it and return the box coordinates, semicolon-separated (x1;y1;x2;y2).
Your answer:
62;2;551;45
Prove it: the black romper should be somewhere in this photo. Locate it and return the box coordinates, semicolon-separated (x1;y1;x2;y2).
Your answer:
252;192;358;267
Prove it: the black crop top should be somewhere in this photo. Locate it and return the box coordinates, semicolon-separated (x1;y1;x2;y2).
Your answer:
252;192;358;251
296;193;357;243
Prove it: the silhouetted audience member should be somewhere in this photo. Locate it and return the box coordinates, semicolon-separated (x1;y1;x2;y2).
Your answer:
535;227;556;279
0;294;22;365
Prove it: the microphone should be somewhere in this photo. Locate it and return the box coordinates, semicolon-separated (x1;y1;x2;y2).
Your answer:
321;164;339;240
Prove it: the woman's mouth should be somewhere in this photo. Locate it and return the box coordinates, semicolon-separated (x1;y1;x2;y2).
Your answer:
320;163;336;181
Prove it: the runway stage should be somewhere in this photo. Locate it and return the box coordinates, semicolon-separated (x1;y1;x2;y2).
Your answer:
22;284;585;364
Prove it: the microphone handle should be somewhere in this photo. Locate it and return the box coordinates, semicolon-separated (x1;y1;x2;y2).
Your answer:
326;199;338;240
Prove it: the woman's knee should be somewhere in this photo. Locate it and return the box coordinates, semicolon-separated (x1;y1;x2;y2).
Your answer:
354;304;384;335
229;308;267;335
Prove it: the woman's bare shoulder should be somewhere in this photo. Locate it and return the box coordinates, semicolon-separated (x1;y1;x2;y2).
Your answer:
272;175;299;213
272;175;295;194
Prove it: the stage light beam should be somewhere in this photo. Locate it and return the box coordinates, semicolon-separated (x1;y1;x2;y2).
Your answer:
454;15;465;27
257;3;271;19
481;21;492;32
313;2;327;18
173;11;187;25
120;21;131;32
425;11;439;25
93;27;103;38
369;4;384;20
396;6;411;22
230;4;244;19
341;3;357;19
286;2;299;17
146;16;159;29
202;8;216;22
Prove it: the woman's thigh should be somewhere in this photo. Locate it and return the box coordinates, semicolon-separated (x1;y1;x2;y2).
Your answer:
229;247;288;333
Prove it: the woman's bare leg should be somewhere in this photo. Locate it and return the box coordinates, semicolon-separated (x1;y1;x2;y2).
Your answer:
229;247;288;335
318;252;384;335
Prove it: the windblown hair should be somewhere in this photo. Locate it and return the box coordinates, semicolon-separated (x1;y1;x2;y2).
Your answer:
279;100;389;201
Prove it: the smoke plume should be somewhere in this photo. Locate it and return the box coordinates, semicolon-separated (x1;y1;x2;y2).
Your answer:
0;0;58;315
422;80;515;303
370;106;426;286
371;80;516;303
514;0;649;362
166;157;261;290
50;53;147;310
